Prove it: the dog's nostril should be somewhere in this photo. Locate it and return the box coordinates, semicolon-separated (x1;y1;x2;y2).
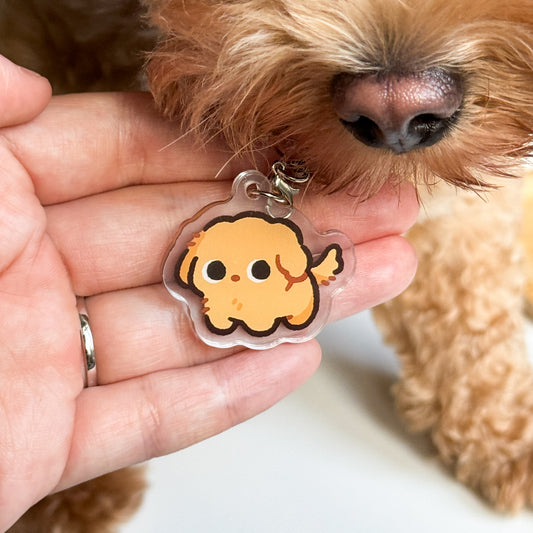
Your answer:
408;113;454;146
342;116;383;148
332;68;463;154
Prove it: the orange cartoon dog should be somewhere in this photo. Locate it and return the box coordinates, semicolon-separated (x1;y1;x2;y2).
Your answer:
176;212;343;336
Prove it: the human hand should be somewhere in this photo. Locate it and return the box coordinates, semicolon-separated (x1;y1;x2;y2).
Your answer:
0;56;418;529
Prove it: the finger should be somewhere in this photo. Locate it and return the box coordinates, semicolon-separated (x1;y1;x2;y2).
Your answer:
329;235;417;321
303;180;419;238
86;284;235;384
85;234;416;384
0;55;51;127
46;181;418;295
2;92;271;205
58;341;322;491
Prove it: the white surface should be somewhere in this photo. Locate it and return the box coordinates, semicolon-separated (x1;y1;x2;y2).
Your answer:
122;311;533;532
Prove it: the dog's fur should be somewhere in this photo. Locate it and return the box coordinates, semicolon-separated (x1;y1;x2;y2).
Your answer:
6;468;147;533
0;0;157;94
2;0;533;530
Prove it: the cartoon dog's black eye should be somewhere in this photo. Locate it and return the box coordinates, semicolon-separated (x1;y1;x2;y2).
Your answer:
247;259;271;282
202;260;226;283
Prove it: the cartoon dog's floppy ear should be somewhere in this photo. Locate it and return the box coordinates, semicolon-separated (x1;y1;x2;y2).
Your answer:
175;231;205;288
274;245;310;291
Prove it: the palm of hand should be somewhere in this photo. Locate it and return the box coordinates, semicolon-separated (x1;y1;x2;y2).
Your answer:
0;62;418;530
0;135;82;516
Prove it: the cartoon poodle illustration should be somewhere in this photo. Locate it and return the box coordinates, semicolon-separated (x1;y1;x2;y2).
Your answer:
175;211;344;337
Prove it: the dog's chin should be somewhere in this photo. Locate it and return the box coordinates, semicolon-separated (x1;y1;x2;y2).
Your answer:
271;129;494;199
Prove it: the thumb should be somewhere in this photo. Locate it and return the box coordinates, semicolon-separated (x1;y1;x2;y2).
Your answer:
0;55;52;127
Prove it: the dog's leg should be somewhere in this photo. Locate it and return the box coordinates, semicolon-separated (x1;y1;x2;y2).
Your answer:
374;179;533;511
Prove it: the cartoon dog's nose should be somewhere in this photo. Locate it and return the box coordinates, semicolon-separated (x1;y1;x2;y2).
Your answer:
332;68;463;154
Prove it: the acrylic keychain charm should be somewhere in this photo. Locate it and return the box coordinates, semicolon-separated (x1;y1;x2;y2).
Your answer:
163;162;355;350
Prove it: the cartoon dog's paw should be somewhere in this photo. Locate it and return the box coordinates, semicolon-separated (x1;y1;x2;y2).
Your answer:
205;313;236;334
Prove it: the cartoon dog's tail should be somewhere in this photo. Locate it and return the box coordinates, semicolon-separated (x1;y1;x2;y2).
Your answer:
311;244;344;286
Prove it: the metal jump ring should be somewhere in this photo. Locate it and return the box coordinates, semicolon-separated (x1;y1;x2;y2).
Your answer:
247;186;291;205
248;161;310;206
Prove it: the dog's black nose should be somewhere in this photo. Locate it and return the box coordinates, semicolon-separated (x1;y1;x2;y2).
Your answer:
332;69;463;154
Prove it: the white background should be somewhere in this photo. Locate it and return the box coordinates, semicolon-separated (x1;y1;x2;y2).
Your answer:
123;311;533;532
